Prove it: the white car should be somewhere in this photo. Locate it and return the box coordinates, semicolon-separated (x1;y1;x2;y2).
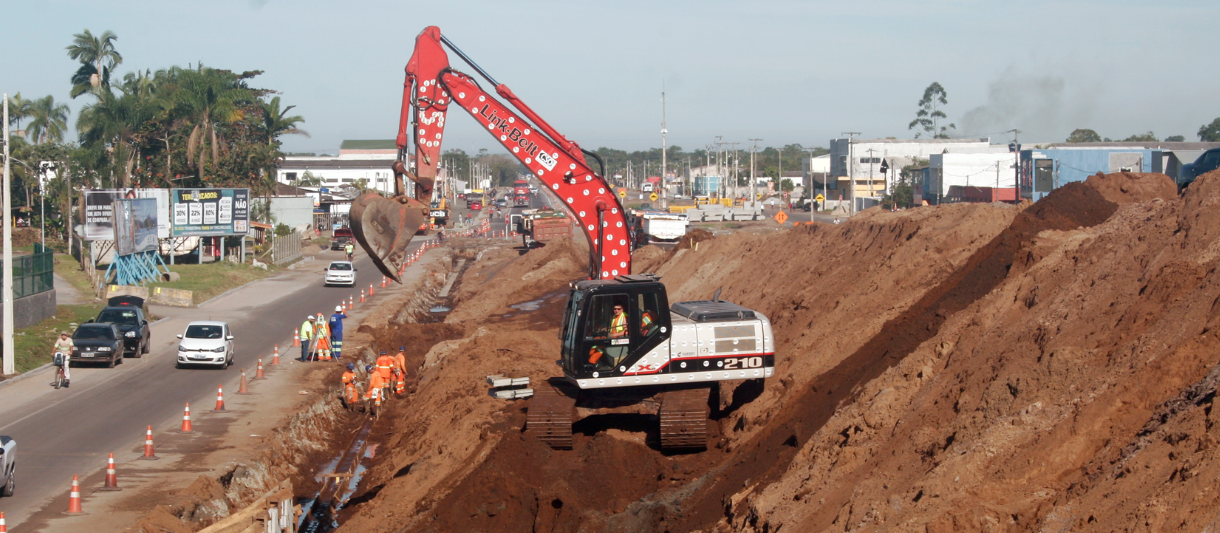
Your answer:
175;321;234;368
324;261;357;287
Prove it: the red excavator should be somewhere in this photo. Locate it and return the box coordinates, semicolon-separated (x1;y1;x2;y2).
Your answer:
350;26;775;450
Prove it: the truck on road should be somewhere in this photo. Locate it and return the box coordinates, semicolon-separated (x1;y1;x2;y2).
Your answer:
513;179;531;207
517;208;573;247
1;435;15;497
631;209;689;243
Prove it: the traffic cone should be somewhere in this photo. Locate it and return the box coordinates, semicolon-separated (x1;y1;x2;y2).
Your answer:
272;344;280;365
381;276;386;288
293;331;300;347
256;358;265;379
238;369;250;395
369;283;374;297
214;384;226;411
139;425;158;460
1;511;7;532
101;453;121;491
66;474;84;514
180;403;193;433
360;289;365;303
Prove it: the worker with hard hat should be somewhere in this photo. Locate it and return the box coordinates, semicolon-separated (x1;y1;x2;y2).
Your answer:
375;350;396;400
365;364;386;410
314;313;331;361
394;346;408;395
329;305;347;360
341;362;359;410
299;316;315;362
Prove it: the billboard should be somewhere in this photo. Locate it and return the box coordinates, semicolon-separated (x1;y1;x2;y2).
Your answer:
83;189;172;241
171;188;250;236
114;198;160;256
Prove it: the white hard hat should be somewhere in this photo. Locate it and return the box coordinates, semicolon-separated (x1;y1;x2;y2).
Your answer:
335;305;342;312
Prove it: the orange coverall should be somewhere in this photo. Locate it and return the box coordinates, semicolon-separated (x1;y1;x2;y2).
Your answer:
341;370;359;405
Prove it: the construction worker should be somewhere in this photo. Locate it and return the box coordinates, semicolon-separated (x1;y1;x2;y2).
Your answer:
609;304;628;338
365;364;385;413
341;363;359;410
299;316;314;362
314;314;331;361
329;306;347;360
375;350;396;400
640;310;655;335
394;346;408;395
344;241;354;261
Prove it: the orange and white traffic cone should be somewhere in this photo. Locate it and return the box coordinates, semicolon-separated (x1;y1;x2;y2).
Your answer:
214;384;226;411
101;453;121;491
1;511;7;532
256;358;265;379
140;425;158;460
360;289;365;303
369;283;374;297
238;369;250;395
293;331;300;347
180;403;193;433
272;344;280;365
381;276;387;289
66;474;84;514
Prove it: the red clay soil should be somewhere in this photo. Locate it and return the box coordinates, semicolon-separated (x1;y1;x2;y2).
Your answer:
334;171;1220;532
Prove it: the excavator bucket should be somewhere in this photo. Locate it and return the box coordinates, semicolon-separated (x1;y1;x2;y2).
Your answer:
349;191;429;283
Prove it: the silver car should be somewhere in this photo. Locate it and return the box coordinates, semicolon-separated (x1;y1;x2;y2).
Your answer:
324;261;357;287
175;321;234;368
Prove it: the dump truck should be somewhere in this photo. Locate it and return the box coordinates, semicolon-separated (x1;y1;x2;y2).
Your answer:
631;209;688;243
518;208;573;247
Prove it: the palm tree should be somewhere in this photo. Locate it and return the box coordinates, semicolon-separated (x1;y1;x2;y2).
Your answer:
67;29;122;98
26;95;71;144
172;66;247;179
77;89;154;187
260;96;308;144
6;93;33;128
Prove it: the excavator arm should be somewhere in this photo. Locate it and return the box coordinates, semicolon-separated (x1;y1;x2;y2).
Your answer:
351;26;633;281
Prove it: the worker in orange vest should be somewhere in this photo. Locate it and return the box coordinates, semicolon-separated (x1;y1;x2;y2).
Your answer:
394;346;408;395
375;350;396;400
365;364;386;408
340;362;359;410
314;314;331;361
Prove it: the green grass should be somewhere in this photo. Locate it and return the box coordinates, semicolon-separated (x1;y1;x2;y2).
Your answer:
148;261;278;304
54;253;99;300
13;304;105;374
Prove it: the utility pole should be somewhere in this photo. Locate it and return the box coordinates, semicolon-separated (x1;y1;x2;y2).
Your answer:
865;148;877;198
3;95;13;376
729;142;740;201
660;88;667;208
749;139;762;206
777;146;783;199
1013;129;1021;196
841;132;860;214
715;136;724;200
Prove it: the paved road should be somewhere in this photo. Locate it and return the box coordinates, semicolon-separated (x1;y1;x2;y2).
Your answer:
0;239;431;530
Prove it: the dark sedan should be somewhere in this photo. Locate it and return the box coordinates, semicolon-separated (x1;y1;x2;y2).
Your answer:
70;324;124;368
93;302;150;357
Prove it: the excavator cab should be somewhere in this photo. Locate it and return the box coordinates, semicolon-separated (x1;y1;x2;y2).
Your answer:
559;275;670;381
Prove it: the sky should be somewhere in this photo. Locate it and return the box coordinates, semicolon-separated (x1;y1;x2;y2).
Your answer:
4;0;1219;157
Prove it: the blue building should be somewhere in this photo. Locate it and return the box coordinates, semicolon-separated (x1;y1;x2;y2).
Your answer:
693;175;723;196
1019;142;1220;200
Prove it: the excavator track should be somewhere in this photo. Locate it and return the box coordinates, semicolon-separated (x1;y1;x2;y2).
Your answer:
659;387;710;450
526;383;575;450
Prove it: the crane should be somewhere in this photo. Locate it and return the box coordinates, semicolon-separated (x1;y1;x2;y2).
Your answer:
349;26;775;450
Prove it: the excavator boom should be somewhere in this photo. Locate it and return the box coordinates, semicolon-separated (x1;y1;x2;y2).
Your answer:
350;26;632;281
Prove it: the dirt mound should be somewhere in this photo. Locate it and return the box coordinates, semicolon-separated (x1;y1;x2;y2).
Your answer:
334;170;1220;532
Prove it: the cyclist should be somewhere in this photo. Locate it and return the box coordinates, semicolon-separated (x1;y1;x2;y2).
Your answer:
52;331;74;387
344;241;355;261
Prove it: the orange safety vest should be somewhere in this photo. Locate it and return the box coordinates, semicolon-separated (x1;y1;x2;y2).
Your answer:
367;372;386;399
395;353;407;374
641;311;654;332
341;371;358;402
611;312;627;336
376;355;395;380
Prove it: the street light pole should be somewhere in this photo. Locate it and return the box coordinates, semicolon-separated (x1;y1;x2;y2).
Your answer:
3;95;13;376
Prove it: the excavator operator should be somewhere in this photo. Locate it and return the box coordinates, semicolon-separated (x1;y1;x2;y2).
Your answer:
609;305;628;339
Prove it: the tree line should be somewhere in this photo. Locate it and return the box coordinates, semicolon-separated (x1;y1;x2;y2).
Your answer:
6;29;307;240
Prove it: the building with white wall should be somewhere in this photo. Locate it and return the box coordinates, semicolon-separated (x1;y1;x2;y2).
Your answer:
276;140;400;196
829;138;1007;198
927;152;1020;202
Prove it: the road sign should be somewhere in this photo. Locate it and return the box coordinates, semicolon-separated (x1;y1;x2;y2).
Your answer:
649;193;658;202
815;194;825;201
774;210;788;224
618;189;627;199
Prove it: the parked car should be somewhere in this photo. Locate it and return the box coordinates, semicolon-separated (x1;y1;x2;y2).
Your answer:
470;201;483;210
1180;148;1220;189
92;297;150;357
495;199;507;208
330;228;355;250
175;321;235;368
70;323;124;367
324;260;357;286
0;435;14;497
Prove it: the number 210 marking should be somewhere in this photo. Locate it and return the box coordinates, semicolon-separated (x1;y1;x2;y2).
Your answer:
723;357;763;370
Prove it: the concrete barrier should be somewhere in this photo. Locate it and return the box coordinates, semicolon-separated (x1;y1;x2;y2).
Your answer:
106;285;149;300
150;286;194;307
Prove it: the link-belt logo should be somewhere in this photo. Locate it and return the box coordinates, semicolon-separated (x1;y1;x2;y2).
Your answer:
478;104;555;171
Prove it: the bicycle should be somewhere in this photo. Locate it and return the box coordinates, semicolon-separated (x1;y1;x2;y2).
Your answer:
51;352;67;389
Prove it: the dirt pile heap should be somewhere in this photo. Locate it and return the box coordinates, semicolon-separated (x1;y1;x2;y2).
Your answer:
337;170;1220;532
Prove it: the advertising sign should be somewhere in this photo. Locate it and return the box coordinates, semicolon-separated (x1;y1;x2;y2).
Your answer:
114;198;160;256
171;188;249;236
83;189;172;241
